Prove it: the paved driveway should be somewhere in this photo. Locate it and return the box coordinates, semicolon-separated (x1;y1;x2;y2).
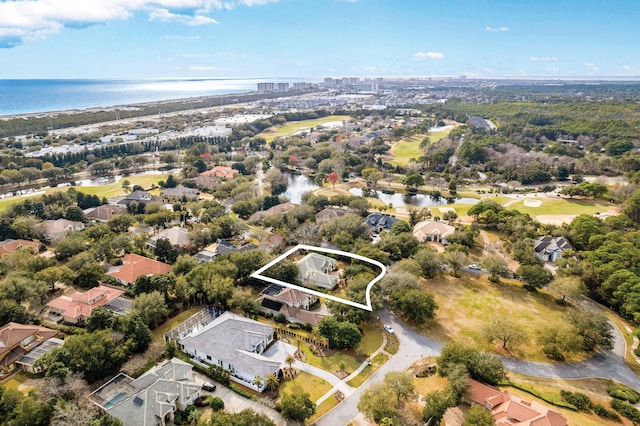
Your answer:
193;372;292;426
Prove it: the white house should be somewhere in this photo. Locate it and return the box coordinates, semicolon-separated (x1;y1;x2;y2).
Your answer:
413;220;456;245
177;312;282;392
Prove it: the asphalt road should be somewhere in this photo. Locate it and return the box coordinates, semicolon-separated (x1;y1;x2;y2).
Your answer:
314;306;640;425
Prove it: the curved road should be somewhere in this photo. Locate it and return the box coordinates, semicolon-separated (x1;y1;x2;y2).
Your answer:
315;307;640;425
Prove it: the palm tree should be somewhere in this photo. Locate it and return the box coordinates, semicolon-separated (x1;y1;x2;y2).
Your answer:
285;354;295;371
253;375;263;390
265;373;279;393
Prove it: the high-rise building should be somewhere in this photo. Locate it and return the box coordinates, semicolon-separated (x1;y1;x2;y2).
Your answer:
257;82;275;93
276;82;289;92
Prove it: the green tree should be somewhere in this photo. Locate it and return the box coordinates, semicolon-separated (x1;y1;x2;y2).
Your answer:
86;306;114;332
390;289;438;323
482;255;511;283
423;390;453;426
208;409;276;426
570;310;614;352
462;404;495;426
132;291;169;328
154;238;179;264
517;264;553;289
548;276;584;303
280;392;316;423
412;247;444;278
358;382;396;423
384;371;416;408
444;249;468;277
484;315;527;350
403;173;424;191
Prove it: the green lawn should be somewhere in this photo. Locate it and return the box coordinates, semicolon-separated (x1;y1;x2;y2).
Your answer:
2;372;31;393
384;333;399;354
356;324;384;356
419;275;586;361
347;353;388;387
0;173;168;213
279;371;332;403
307;397;339;424
504;197;614;217
258;115;351;143
300;344;361;374
390;129;452;166
152;306;203;342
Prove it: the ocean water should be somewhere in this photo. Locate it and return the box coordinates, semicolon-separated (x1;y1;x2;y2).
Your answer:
0;78;282;116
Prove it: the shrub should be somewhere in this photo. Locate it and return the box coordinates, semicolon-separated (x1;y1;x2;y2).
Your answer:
275;313;287;323
611;398;640;422
560;390;592;411
593;403;621;422
210;396;225;410
230;383;258;400
608;385;640;403
208;364;231;386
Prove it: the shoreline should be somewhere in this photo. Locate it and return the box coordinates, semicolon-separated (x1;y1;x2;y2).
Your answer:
0;88;317;137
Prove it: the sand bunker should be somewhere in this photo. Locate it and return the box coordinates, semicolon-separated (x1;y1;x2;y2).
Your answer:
523;199;543;207
536;214;577;225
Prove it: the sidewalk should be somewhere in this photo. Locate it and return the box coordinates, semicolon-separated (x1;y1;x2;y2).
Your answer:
314;333;390;405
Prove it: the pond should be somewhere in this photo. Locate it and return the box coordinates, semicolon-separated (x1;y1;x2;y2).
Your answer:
348;188;479;207
283;174;319;204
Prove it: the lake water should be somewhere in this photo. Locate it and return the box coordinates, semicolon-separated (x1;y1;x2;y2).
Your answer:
284;174;319;204
349;188;479;207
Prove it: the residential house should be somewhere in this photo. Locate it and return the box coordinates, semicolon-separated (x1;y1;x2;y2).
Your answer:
0;323;61;375
257;285;327;327
194;174;220;190
413;220;456;245
116;190;161;208
463;379;567;426
174;311;283;392
194;239;257;263
533;236;574;262
47;285;127;324
84;205;127;222
160;186;199;201
44;218;85;241
90;358;201;426
248;202;297;224
202;166;239;179
108;253;173;286
365;212;398;233
0;239;40;257
315;207;347;224
296;252;338;289
147;227;191;250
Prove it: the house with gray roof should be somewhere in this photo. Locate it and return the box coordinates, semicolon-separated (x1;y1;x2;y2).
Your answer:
176;312;282;392
116;190;161;207
365;212;398;233
533;236;574;262
160;186;199;201
89;358;201;426
147;227;191;250
296;252;338;289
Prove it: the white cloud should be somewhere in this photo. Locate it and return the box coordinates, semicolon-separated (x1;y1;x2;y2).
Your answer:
189;65;221;71
584;62;599;71
0;0;277;48
164;35;201;40
530;56;558;61
485;26;509;32
412;51;445;61
545;67;558;72
623;65;632;70
149;8;218;25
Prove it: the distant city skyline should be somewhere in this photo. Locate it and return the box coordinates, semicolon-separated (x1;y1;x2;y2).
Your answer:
0;0;638;80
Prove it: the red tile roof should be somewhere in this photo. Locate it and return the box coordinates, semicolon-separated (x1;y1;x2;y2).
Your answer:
47;285;125;322
0;239;40;257
201;166;239;179
108;253;173;285
0;323;58;361
468;379;566;426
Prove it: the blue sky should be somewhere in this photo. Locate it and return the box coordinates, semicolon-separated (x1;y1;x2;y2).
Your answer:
0;0;638;80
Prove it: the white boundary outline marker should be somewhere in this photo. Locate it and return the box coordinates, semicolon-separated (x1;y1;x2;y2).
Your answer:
250;244;387;311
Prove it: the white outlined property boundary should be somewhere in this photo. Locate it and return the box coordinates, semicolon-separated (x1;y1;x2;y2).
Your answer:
250;244;387;311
